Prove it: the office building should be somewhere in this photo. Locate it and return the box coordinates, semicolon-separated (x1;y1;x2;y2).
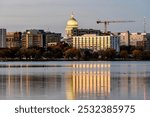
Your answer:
22;29;46;48
46;32;61;47
73;34;120;52
6;32;22;48
130;32;150;49
116;31;150;49
0;29;6;48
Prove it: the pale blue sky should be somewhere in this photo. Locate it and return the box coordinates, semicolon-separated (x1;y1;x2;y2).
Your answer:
0;0;150;35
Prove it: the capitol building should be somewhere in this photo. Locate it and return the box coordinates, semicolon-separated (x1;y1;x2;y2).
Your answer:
64;13;120;52
65;13;78;39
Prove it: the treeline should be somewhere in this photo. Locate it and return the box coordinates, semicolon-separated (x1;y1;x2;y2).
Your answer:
0;43;150;61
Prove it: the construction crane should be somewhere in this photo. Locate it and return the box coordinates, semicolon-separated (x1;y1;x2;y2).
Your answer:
96;20;135;33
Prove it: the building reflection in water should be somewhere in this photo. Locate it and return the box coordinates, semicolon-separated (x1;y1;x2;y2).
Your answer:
0;66;65;99
110;63;149;100
66;63;111;100
0;62;149;100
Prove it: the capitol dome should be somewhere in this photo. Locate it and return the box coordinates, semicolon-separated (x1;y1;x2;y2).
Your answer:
66;14;78;28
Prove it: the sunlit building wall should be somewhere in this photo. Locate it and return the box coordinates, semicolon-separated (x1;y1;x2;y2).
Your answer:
22;29;45;48
6;32;22;48
130;32;150;49
73;34;120;52
65;14;78;39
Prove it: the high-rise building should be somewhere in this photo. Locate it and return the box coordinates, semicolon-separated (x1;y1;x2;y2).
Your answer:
0;29;6;48
6;32;22;48
73;34;120;52
22;29;46;49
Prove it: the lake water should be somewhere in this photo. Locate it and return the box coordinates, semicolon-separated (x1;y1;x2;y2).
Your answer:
0;61;149;100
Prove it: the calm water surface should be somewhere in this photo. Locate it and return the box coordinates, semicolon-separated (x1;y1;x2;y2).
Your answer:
0;61;150;100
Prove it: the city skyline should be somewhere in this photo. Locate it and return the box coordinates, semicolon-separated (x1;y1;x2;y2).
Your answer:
0;0;150;35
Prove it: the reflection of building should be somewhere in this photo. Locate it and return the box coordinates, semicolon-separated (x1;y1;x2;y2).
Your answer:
110;64;148;99
73;34;120;52
0;29;6;48
66;63;111;99
6;32;22;48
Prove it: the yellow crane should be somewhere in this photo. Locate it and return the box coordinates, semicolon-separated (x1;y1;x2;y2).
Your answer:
96;20;135;33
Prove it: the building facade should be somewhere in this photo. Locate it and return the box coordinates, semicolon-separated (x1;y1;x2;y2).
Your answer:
130;33;150;49
0;29;6;48
73;34;120;52
46;32;61;47
6;32;22;48
22;29;46;49
116;31;130;46
72;28;101;36
116;31;150;50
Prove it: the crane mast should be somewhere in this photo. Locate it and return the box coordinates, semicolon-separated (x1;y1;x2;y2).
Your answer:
96;20;135;33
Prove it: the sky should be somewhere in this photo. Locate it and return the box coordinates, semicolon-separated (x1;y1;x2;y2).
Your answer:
0;0;150;35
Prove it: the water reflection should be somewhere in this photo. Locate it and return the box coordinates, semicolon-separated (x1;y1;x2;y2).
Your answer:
66;62;150;100
66;63;111;100
0;62;149;100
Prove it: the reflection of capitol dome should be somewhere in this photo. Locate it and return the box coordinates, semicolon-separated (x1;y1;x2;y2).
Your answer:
66;14;78;28
65;13;78;39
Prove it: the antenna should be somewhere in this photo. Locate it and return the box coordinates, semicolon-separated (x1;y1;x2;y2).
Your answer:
144;17;146;33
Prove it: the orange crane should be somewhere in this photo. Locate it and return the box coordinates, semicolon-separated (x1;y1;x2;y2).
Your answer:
96;20;135;33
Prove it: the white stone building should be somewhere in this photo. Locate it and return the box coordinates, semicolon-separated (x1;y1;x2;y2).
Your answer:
73;34;120;52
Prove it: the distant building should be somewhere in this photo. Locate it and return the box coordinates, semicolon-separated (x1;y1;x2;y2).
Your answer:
0;29;6;48
6;32;22;48
130;32;150;49
115;31;130;46
73;34;120;52
22;29;46;49
65;13;78;39
46;32;61;47
72;28;101;36
115;31;150;50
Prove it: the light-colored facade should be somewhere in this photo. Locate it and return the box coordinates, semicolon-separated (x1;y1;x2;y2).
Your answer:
116;31;130;46
0;29;6;48
130;33;150;49
116;31;150;49
6;32;22;48
22;30;45;48
65;14;78;39
73;34;120;52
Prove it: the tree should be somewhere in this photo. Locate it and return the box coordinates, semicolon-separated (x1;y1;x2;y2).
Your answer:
64;48;81;60
81;49;92;60
132;49;142;60
142;50;150;60
105;48;116;60
120;50;128;60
